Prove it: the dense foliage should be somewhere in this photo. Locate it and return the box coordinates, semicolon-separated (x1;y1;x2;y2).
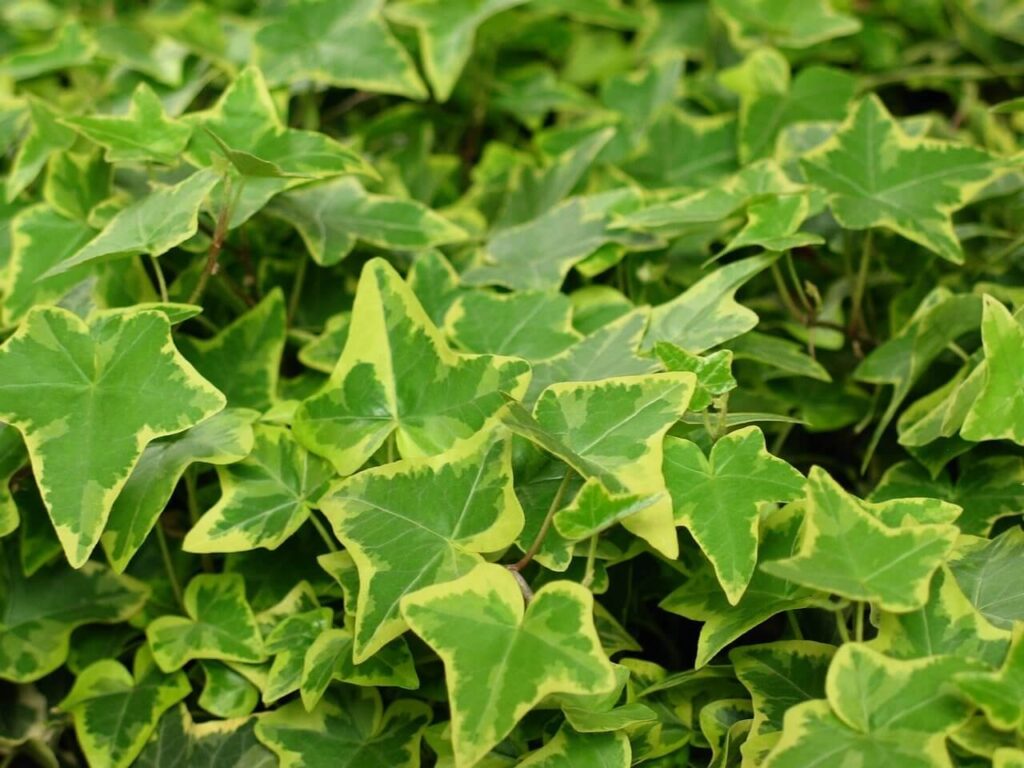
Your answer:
1;1;1023;766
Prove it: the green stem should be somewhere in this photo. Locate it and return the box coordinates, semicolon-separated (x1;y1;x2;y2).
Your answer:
771;260;805;321
155;523;184;610
849;230;873;337
184;468;214;573
581;534;599;589
855;602;866;643
785;253;811;312
512;470;574;572
309;511;338;553
150;254;169;303
287;256;308;326
786;610;804;640
386;432;396;464
835;608;852;644
189;175;242;305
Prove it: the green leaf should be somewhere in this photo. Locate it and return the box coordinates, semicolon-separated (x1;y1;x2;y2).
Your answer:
956;625;1024;732
263;607;333;704
255;0;427;99
146;573;265;671
655;343;737;411
729;332;831;382
961;296;1024;444
645;255;776;353
401;563;618;768
41;169;220;277
553;478;659;541
5;99;77;202
0;21;95;80
385;0;528;101
518;728;630;767
950;528;1024;630
184;425;332;554
0;543;147;682
60;649;191;768
713;0;862;49
662;503;831;667
0;425;26;537
663;427;805;604
102;409;256;572
802;95;1003;263
270;177;466;267
43;148;112;223
319;429;522;662
294;258;530;475
764;644;980;767
761;467;960;611
61;83;192;164
529;372;695;558
178;290;286;411
198;662;259;718
0;307;225;566
254;685;431;768
445;290;582;361
136;707;276;768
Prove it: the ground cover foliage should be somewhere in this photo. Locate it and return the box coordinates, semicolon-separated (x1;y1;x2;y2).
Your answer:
0;0;1023;766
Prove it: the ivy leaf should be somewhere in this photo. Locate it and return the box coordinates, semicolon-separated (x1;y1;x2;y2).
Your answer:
0;307;226;566
955;625;1024;732
184;426;333;554
5;99;76;202
136;706;276;768
761;467;960;611
263;608;333;704
0;21;96;81
43;148;112;223
254;685;431;768
871;566;1011;667
294;258;530;475
0;425;27;537
445;290;582;361
529;373;695;558
41;169;220;278
731;640;834;762
656;343;737;411
950;528;1024;630
764;644;980;768
319;429;522;662
401;563;618;768
177;290;286;411
661;501;832;667
102;408;257;572
961;296;1024;444
61;83;192;164
255;0;427;99
519;728;630;767
269;177;466;267
663;427;805;604
0;543;147;682
713;0;862;49
146;573;265;672
553;478;659;542
199;662;259;718
645;255;775;353
802;95;1003;263
386;0;528;101
59;649;191;768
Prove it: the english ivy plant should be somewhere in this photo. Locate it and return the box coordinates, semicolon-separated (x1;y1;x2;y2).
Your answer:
1;1;1023;767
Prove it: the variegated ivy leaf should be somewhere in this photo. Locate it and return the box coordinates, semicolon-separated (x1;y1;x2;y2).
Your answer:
445;290;583;362
184;425;333;554
60;82;192;164
298;313;350;373
663;427;805;604
763;644;981;768
661;503;832;667
0;682;52;755
645;254;776;353
0;307;226;566
102;408;256;572
263;607;333;705
955;624;1024;732
401;563;618;768
199;662;259;718
713;0;861;49
655;343;736;411
146;573;265;672
961;296;1024;444
319;429;522;662
386;0;527;101
43;148;112;223
5;99;76;202
0;424;26;537
301;627;419;712
254;0;427;98
802;95;1004;263
41;168;220;278
136;706;276;768
762;467;960;611
0;21;95;81
553;478;659;542
950;528;1024;630
269;177;466;267
60;648;191;768
701;698;752;765
526;372;695;558
518;728;630;767
254;685;431;768
731;641;834;764
870;566;1010;667
294;258;530;475
178;290;286;411
0;542;147;682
